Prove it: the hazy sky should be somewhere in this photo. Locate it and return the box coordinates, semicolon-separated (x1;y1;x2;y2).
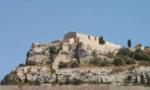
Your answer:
0;0;150;80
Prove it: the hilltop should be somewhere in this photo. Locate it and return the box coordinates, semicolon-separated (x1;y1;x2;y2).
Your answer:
1;32;150;86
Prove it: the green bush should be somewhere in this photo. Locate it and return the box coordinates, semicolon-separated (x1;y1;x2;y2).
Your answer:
46;60;52;65
51;68;56;74
19;63;25;67
58;61;79;69
89;58;101;65
125;59;136;65
99;36;105;45
91;51;97;58
100;60;112;66
132;52;150;61
120;55;136;65
2;72;21;85
69;60;79;68
113;57;126;66
49;46;58;54
117;48;132;56
26;60;36;65
106;52;115;58
58;61;68;69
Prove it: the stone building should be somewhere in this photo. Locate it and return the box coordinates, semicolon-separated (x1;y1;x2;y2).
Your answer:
63;32;99;45
63;32;121;52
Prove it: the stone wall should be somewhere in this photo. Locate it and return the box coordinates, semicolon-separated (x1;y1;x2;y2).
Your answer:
64;32;99;45
63;32;121;52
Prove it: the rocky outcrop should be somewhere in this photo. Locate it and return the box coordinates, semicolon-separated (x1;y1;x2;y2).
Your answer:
25;32;121;69
2;66;150;85
1;32;125;85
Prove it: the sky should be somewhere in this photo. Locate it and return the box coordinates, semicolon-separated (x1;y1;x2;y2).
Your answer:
0;0;150;80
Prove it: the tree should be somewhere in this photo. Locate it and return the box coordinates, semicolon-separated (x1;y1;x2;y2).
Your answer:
99;36;105;45
49;46;60;62
127;39;132;48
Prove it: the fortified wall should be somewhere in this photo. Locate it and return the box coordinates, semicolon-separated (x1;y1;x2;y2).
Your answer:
63;32;99;45
63;32;121;51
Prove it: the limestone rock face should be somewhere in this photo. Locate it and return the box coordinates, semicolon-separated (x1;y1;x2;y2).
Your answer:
3;66;150;85
1;32;125;85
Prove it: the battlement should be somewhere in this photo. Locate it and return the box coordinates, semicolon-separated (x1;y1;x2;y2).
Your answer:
63;32;121;52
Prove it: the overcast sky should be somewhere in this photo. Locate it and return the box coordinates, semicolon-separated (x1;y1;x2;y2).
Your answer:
0;0;150;80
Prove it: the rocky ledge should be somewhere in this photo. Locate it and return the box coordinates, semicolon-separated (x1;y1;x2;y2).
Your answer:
2;66;150;86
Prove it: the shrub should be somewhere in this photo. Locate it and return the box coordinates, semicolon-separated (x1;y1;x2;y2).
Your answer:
125;59;136;65
89;58;101;65
59;61;79;69
91;51;97;58
51;68;56;74
49;46;58;54
117;48;132;56
99;36;105;45
106;52;115;58
19;63;24;67
100;60;112;66
2;72;21;85
46;60;52;65
58;61;68;69
113;57;126;66
132;52;150;61
69;60;79;68
25;60;36;65
49;46;60;62
120;55;136;65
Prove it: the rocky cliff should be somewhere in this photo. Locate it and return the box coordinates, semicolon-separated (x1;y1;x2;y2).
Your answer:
1;32;150;86
2;65;150;85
